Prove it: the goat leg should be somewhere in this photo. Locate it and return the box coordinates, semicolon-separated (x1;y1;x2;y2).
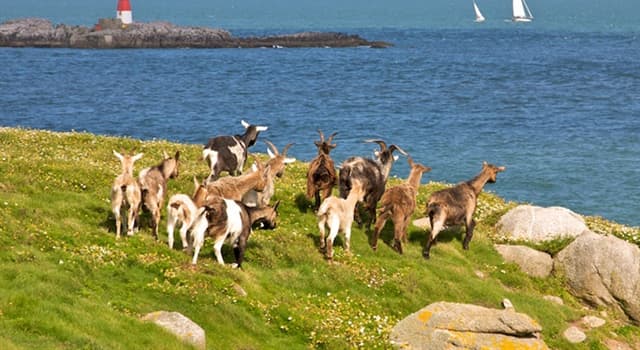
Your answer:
462;219;476;250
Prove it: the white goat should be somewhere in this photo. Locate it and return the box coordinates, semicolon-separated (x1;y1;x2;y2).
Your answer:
110;150;143;239
317;179;365;260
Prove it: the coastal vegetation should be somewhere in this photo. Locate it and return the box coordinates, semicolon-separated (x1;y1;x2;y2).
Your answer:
0;127;638;349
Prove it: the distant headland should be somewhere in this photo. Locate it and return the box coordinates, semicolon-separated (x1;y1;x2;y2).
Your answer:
0;18;391;49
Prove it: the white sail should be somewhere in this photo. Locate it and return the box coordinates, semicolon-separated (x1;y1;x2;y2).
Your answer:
512;0;533;22
473;0;485;22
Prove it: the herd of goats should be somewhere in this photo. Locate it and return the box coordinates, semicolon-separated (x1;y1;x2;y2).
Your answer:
110;120;506;268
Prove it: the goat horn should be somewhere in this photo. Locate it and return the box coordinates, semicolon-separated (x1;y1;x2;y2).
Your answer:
282;143;294;156
264;140;279;155
327;132;338;144
389;144;408;156
163;150;169;159
364;139;387;151
317;129;325;142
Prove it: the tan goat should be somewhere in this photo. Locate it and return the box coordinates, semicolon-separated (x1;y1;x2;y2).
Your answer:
317;179;365;260
205;157;270;202
371;157;431;254
138;151;180;240
110;150;143;239
307;130;338;211
242;141;295;208
423;161;505;259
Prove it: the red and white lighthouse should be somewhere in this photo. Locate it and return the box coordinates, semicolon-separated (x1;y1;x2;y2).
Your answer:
116;0;133;25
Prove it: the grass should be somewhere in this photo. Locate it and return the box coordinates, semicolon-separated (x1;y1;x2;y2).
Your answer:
0;127;638;349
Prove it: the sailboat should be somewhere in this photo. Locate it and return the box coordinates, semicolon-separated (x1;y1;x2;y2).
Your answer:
473;0;485;22
512;0;533;22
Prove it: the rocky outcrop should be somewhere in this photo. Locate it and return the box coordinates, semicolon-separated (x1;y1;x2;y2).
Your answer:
0;18;390;49
497;205;587;242
495;244;553;278
141;311;205;350
390;302;549;349
554;230;640;324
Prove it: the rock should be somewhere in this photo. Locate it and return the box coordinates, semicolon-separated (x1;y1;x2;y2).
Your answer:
497;205;587;242
474;270;486;279
604;338;635;350
412;217;430;230
390;301;549;349
554;230;640;324
142;311;205;350
0;18;390;49
542;295;564;305
563;326;586;343
495;244;553;278
502;298;514;311
581;315;606;329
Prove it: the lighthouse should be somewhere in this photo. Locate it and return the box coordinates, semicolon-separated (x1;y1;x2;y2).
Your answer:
116;0;133;25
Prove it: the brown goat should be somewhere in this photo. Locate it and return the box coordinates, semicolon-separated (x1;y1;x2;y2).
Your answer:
111;151;143;239
138;151;180;240
423;161;506;259
372;157;431;254
205;157;270;202
306;130;338;211
242;141;294;208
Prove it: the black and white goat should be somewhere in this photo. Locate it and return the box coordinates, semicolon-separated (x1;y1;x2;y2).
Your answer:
190;195;279;268
339;139;407;230
202;120;268;182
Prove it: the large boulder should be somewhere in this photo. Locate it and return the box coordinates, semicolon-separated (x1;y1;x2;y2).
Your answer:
142;311;205;350
390;301;549;349
495;244;553;278
497;205;587;242
554;231;640;324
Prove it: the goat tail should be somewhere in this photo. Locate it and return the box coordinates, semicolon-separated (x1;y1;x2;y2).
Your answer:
427;202;441;220
317;199;330;218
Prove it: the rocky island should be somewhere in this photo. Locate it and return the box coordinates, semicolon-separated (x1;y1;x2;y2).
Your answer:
0;18;390;49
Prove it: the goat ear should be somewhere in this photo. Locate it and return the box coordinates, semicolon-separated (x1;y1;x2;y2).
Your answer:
251;163;258;172
374;150;380;158
163;150;169;159
284;157;296;164
267;148;276;159
497;166;506;172
256;125;268;132
132;153;143;162
483;161;488;167
174;150;180;160
393;155;399;161
241;120;250;129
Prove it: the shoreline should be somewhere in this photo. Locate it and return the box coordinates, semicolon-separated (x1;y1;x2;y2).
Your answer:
0;18;391;49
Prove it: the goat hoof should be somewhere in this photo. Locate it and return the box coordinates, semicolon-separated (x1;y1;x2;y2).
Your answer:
422;251;430;259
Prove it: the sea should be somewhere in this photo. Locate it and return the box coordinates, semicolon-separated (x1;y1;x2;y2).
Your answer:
1;0;638;226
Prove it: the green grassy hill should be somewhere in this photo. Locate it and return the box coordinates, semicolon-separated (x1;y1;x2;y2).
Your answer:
0;127;638;349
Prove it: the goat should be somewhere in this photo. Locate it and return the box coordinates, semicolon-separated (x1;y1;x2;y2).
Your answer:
242;141;295;208
138;151;180;240
110;151;143;239
423;161;506;259
306;130;338;211
190;196;280;267
317;180;365;260
339;139;407;231
205;157;271;203
165;176;210;250
202;120;268;182
371;157;431;254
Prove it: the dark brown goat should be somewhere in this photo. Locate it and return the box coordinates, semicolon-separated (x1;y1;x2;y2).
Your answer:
306;130;338;210
372;157;431;254
138;150;180;240
423;161;505;259
339;139;407;231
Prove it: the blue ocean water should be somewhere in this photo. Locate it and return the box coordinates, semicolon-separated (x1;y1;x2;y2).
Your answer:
1;1;639;226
